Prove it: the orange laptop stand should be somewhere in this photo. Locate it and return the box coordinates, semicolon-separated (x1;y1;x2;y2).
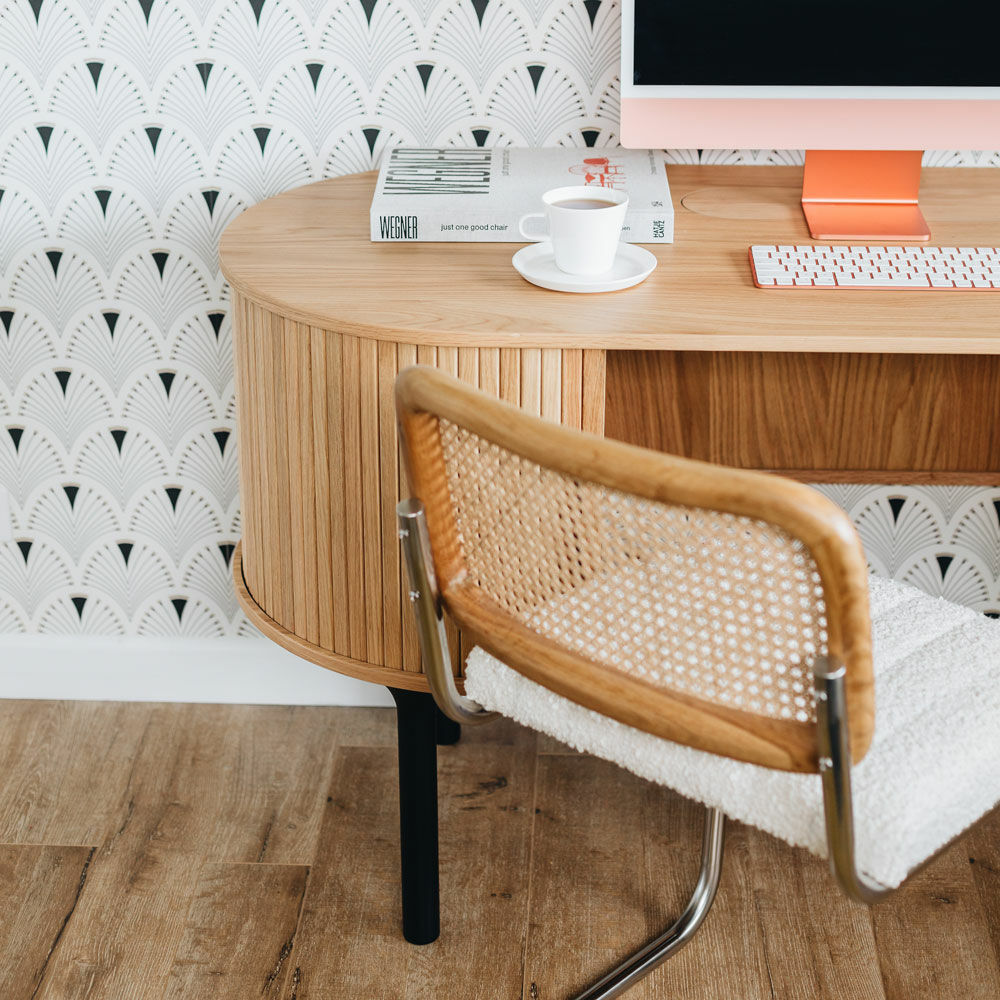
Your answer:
801;150;931;242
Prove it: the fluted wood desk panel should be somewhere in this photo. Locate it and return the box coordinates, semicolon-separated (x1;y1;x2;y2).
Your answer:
232;291;605;688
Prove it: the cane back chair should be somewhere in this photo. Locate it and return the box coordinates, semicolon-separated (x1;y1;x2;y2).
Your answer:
394;365;1000;1000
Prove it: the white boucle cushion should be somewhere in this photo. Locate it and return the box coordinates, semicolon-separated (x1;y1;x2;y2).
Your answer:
464;573;1000;890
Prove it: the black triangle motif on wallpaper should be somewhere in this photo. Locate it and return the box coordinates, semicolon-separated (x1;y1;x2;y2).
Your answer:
94;189;112;215
46;250;62;277
145;126;161;152
248;0;266;24
7;427;24;451
472;129;490;147
71;596;87;618
363;128;380;155
207;312;226;337
202;189;219;216
416;63;434;91
63;484;79;509
36;125;52;152
254;127;270;153
219;543;235;567
213;430;230;454
110;428;127;452
87;61;103;87
158;370;175;396
583;0;601;27
526;64;544;92
138;0;155;24
103;311;119;337
0;311;13;335
28;0;43;23
152;251;169;278
171;597;187;621
471;0;489;26
165;487;181;511
888;497;906;523
306;63;323;89
936;554;954;579
196;62;214;88
17;540;32;563
118;541;133;566
360;0;377;24
54;369;71;394
582;129;599;147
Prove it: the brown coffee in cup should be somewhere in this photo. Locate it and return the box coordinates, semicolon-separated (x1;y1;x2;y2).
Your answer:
550;198;619;210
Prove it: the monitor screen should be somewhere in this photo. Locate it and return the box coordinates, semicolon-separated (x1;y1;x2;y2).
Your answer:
632;1;1000;89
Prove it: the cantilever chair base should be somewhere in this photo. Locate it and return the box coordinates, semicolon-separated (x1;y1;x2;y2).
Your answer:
398;496;729;997
572;807;726;1000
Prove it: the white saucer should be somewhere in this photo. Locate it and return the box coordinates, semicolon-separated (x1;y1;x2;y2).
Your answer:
512;242;657;293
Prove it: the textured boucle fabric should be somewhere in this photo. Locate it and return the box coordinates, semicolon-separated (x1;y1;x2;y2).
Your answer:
464;573;1000;889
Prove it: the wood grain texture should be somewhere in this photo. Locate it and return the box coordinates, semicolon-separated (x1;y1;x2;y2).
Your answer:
870;843;1000;1000
32;705;337;1000
606;351;1000;482
746;824;885;1000
231;294;603;691
0;845;95;1000
278;735;535;1000
4;699;1000;1000
219;166;1000;354
162;863;308;1000
0;700;153;846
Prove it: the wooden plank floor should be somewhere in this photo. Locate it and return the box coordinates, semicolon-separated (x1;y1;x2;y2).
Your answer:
2;701;999;1000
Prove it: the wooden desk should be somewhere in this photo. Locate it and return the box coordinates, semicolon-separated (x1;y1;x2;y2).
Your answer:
220;165;1000;694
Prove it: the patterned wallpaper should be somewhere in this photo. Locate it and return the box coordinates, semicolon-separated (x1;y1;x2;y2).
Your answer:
0;0;998;637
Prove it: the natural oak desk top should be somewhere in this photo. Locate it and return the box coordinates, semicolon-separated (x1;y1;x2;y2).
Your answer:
219;164;1000;354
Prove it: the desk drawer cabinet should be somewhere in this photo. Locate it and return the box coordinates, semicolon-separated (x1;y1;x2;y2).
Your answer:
232;290;605;691
606;351;1000;486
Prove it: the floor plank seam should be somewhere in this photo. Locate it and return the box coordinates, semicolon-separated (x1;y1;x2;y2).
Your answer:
256;810;277;864
273;864;310;999
520;741;541;1000
752;891;779;1000
29;845;96;1000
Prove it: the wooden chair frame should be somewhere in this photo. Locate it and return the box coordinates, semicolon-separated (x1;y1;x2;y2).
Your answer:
394;366;887;1000
396;365;874;772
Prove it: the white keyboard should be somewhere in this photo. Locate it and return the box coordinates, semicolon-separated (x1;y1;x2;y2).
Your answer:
750;245;1000;290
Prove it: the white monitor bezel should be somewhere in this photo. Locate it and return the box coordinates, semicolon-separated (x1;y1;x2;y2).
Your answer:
620;0;1000;101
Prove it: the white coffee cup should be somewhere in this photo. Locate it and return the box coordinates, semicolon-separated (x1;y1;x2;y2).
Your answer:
518;186;628;275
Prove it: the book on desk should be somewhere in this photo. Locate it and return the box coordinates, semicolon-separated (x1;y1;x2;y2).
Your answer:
370;146;673;244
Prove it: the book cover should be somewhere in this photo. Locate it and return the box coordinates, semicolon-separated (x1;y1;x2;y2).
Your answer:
370;147;673;243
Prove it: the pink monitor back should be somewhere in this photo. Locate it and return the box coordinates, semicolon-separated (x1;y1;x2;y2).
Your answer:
620;97;1000;151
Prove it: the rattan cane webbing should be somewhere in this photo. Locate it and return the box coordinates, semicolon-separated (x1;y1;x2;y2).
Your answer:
439;420;829;724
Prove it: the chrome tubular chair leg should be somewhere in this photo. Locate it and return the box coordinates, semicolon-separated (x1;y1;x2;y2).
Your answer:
572;807;726;1000
397;498;496;726
814;656;891;905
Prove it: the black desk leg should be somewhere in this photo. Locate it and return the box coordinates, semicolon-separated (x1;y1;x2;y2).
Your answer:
389;688;440;945
435;704;461;746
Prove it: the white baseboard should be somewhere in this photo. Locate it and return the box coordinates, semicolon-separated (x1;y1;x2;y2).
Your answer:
0;636;395;706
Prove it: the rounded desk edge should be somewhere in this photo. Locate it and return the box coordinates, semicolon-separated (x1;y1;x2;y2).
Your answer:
233;541;443;694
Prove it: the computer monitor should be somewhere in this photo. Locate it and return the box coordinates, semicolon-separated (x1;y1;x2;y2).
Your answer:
620;1;1000;240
